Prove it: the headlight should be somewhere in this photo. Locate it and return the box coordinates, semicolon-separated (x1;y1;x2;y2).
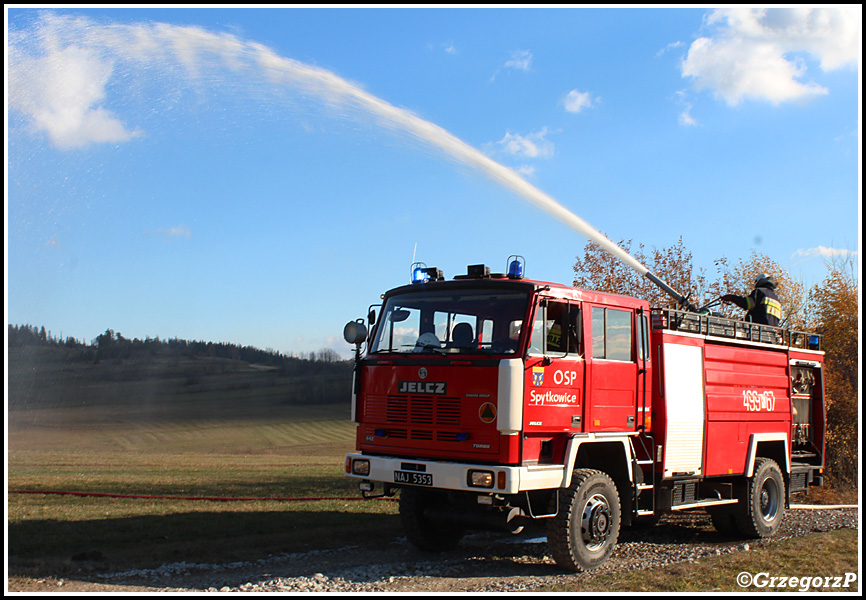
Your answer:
352;459;371;476
468;470;494;488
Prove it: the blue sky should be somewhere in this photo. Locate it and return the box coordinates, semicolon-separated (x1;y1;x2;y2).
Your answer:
6;7;861;358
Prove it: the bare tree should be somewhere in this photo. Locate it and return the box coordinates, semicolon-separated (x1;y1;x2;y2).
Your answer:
707;250;808;328
573;236;707;308
809;252;858;483
574;239;807;326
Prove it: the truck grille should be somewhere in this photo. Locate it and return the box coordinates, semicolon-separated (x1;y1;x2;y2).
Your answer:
373;428;465;442
367;395;462;426
362;395;496;454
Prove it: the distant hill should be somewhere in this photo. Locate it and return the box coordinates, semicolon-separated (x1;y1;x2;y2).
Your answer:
7;324;353;424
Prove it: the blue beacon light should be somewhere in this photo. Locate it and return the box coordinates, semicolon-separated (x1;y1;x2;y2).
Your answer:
410;262;443;283
507;256;525;279
411;261;430;284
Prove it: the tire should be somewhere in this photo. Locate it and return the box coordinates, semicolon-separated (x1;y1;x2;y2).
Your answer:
733;457;786;538
547;469;621;572
707;505;738;536
399;487;464;552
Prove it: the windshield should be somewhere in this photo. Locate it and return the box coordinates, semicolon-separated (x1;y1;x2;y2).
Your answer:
370;287;530;355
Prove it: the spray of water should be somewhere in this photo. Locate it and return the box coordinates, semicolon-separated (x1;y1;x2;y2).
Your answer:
9;13;656;282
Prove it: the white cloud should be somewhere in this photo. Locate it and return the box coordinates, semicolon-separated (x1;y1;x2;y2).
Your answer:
494;127;555;159
674;90;699;127
681;7;859;106
491;49;533;81
505;49;533;72
708;7;860;71
563;89;596;113
657;40;685;57
793;246;857;259
682;37;828;106
679;108;698;127
9;45;141;149
428;40;458;55
155;225;192;239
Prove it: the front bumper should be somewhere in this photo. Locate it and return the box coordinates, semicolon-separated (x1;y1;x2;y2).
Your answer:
345;452;566;495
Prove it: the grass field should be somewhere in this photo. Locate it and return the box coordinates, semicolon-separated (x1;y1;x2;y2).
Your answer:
9;411;859;589
6;346;397;578
7;408;402;578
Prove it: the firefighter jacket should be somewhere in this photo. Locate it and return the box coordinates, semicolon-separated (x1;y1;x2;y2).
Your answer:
724;286;782;326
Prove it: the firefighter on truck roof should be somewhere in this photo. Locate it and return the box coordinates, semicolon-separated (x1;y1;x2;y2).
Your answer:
721;273;782;326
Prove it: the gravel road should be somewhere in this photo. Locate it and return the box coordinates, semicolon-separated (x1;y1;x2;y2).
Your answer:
26;505;846;593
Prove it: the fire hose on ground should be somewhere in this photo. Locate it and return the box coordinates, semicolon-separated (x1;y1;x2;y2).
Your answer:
9;490;853;508
8;490;394;502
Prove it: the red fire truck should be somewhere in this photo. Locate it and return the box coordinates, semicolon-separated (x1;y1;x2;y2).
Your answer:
343;257;825;572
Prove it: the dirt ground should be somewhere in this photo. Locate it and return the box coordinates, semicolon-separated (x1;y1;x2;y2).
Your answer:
7;506;859;594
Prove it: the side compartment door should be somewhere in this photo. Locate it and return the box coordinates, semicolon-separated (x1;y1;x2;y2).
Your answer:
661;341;705;477
586;305;638;433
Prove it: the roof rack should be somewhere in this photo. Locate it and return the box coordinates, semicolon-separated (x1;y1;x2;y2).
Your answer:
650;308;821;351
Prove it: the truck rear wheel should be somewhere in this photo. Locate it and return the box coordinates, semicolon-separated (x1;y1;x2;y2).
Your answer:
734;457;786;538
399;487;465;552
547;469;621;572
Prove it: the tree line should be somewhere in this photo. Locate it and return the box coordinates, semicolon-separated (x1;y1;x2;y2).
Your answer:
7;324;347;370
573;238;858;485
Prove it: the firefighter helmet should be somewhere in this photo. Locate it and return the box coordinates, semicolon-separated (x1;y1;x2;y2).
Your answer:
754;273;777;290
415;332;441;349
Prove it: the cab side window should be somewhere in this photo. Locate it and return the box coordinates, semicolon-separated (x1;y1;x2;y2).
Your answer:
592;306;633;361
529;306;545;355
546;301;581;355
529;300;581;356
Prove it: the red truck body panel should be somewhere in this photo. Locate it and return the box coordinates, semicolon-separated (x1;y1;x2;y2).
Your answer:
650;325;824;481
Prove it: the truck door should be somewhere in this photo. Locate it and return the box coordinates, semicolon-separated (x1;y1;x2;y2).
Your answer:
524;299;584;433
586;305;638;433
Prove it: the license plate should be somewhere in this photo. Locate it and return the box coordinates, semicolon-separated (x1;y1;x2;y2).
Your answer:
394;470;433;486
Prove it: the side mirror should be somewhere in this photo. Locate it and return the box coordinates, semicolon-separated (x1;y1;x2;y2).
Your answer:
343;320;368;345
390;309;410;323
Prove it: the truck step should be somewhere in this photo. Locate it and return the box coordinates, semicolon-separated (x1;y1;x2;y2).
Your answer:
791;461;818;470
670;498;738;511
792;451;818;459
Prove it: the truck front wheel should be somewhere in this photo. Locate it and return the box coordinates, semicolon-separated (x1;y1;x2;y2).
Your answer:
399;487;465;552
547;469;621;572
